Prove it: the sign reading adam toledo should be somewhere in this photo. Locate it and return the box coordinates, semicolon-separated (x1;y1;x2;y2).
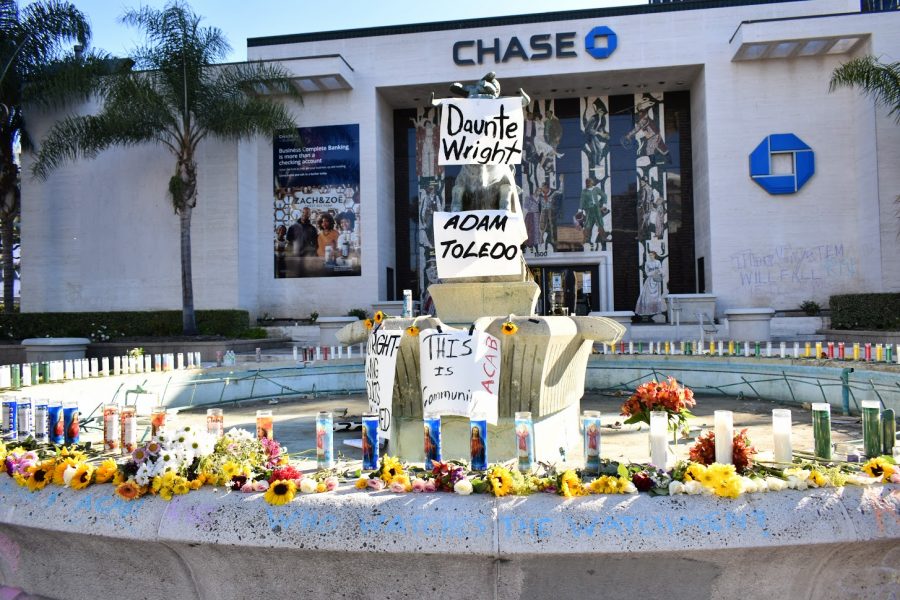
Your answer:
438;98;524;166
434;210;527;279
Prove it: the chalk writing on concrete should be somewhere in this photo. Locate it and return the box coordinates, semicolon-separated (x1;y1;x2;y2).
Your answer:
729;244;856;293
266;506;339;534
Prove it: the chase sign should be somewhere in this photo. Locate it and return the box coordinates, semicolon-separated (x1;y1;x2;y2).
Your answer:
453;26;618;65
749;133;815;195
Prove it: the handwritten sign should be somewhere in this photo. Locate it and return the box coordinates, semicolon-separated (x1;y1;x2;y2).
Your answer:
438;98;523;166
419;328;500;424
433;210;527;279
365;328;403;439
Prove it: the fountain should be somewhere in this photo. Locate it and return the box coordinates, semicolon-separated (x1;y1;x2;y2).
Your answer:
339;73;625;462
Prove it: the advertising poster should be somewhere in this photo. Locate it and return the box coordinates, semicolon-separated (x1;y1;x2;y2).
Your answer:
273;124;360;278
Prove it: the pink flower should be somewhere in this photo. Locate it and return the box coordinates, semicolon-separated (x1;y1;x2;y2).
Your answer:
890;472;900;484
424;480;437;493
390;480;407;493
240;482;255;493
367;478;385;491
411;478;427;493
292;477;304;488
324;476;339;491
254;480;270;492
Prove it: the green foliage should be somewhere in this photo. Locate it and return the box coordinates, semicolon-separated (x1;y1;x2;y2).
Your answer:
237;327;268;340
799;300;821;316
830;293;900;330
346;308;368;320
830;55;900;124
0;310;250;340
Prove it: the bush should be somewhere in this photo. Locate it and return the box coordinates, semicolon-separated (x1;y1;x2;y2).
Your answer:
799;300;821;316
0;310;251;340
238;327;268;339
346;308;368;320
830;294;900;330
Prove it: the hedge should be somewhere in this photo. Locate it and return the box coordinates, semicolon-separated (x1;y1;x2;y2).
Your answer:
829;293;900;331
0;310;251;341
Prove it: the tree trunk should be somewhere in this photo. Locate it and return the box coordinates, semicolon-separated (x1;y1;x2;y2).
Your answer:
180;204;197;335
1;216;13;312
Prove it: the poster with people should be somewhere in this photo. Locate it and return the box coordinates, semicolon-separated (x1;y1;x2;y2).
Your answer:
273;124;361;278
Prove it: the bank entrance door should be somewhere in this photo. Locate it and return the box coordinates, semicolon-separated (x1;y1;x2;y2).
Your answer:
529;265;600;316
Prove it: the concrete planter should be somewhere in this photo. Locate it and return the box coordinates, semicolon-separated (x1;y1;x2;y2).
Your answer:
21;337;91;362
590;310;634;340
725;308;775;341
665;293;717;324
318;316;359;347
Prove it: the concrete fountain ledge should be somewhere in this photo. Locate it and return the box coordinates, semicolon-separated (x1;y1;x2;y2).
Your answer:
0;479;897;599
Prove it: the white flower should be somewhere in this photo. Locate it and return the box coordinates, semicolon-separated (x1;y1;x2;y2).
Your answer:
454;479;473;495
740;477;758;494
299;478;318;494
669;481;685;495
135;462;152;486
765;477;787;491
623;481;638;494
62;465;77;486
684;480;704;495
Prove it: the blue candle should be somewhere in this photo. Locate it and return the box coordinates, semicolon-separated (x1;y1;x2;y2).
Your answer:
317;411;334;469
361;412;379;470
424;413;442;470
470;415;488;471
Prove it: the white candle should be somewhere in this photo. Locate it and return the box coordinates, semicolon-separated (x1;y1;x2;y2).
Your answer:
649;341;654;354
772;409;792;463
0;365;9;388
628;341;634;355
113;356;121;375
743;342;750;357
177;353;184;370
315;347;322;360
793;342;800;358
714;410;734;464
90;358;99;377
650;411;668;468
292;346;298;361
668;340;674;355
766;341;772;357
779;342;786;358
144;355;152;373
602;344;607;355
73;360;82;379
21;364;30;387
717;340;723;356
347;345;353;358
679;341;685;355
65;360;74;380
102;357;109;376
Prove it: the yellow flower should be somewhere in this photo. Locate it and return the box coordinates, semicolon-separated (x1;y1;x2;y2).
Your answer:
809;470;828;488
589;476;610;494
380;456;405;485
706;463;742;498
160;487;174;501
173;478;190;495
0;442;6;463
684;463;707;484
355;477;368;489
52;458;75;485
151;476;164;494
862;457;895;482
26;461;54;492
115;481;143;501
94;459;119;484
406;325;420;337
558;469;586;498
69;463;95;490
487;466;514;497
189;478;204;491
13;473;26;487
316;482;327;493
221;460;240;480
364;318;373;330
501;321;518;335
113;470;126;485
264;480;297;506
374;311;385;324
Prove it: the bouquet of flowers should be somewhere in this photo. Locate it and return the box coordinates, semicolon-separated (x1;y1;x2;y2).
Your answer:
688;428;758;474
620;376;695;435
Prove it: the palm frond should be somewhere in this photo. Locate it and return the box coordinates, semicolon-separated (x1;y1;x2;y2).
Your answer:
22;50;128;109
19;1;90;70
829;55;900;123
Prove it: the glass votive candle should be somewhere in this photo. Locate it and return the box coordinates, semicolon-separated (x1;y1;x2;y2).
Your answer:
861;400;882;459
514;411;534;473
317;411;334;469
469;413;488;471
150;405;166;437
103;404;120;452
206;408;224;439
121;405;137;453
361;412;379;470
256;409;273;440
423;413;442;471
714;410;734;464
649;411;668;468
771;409;792;464
582;410;602;474
812;403;832;460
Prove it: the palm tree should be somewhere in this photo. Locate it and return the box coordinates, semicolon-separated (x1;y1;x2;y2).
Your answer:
829;55;900;123
0;0;97;313
32;1;301;334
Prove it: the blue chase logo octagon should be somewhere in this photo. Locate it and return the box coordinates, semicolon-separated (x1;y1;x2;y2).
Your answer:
584;26;617;59
749;133;815;195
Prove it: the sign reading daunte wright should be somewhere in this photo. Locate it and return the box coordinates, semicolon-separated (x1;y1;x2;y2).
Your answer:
438;98;524;166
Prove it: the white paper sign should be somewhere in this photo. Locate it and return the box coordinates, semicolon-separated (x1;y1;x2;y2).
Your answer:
365;328;403;439
438;98;524;166
434;210;527;279
582;272;592;294
419;328;500;424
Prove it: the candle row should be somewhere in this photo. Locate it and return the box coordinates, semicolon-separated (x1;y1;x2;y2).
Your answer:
0;352;202;390
1;397;81;445
600;341;899;363
291;345;365;362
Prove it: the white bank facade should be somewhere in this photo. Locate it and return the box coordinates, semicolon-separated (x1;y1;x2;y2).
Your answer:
21;0;900;322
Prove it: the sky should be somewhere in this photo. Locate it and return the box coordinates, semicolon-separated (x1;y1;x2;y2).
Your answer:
45;0;647;62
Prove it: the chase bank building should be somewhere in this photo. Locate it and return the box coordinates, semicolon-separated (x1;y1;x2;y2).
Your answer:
22;0;900;323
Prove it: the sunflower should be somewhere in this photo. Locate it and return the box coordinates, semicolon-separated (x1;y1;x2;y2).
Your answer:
69;463;95;490
52;458;75;485
406;325;420;337
379;456;405;485
364;318;373;330
501;321;518;335
588;476;611;494
862;457;895;482
115;481;143;501
94;459;119;484
264;479;297;506
486;466;514;497
26;461;54;492
374;311;385;325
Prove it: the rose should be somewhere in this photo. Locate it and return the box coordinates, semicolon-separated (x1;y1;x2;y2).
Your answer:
367;478;385;491
411;478;427;493
631;472;653;492
390;480;407;493
423;480;437;493
324;476;339;492
240;482;254;493
299;478;318;494
254;480;270;492
454;479;473;495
